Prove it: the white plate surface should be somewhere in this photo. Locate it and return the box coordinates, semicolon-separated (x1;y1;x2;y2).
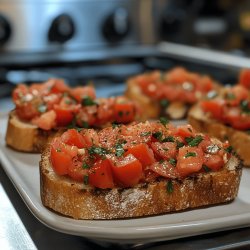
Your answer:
0;114;250;244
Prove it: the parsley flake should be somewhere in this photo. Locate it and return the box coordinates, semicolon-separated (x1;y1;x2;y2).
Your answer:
81;96;96;106
153;131;163;141
202;164;211;173
83;175;89;185
185;152;196;158
88;146;110;156
82;162;90;169
240;100;250;114
159;117;169;126
169;158;177;166
162;136;175;143
160;99;169;108
115;143;125;157
166;180;174;194
185;135;203;147
176;140;185;149
225;145;233;153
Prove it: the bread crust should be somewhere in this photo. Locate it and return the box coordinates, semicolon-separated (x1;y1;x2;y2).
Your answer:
5;111;57;153
188;104;250;167
40;146;242;220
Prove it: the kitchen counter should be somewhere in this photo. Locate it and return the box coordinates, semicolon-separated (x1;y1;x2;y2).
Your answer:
1;97;250;250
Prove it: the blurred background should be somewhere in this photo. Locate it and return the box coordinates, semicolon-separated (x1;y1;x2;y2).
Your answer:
1;0;250;102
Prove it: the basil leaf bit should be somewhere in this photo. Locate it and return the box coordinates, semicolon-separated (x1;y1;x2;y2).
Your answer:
37;104;47;113
185;152;196;158
88;146;110;156
176;140;184;149
82;162;90;169
202;164;211;173
225;145;233;154
159;117;169;127
83;175;89;185
240;100;250;114
185;135;203;147
160;99;169;108
166;180;174;194
153;131;163;141
82;96;96;106
162;136;175;143
169;158;177;166
115;143;125;157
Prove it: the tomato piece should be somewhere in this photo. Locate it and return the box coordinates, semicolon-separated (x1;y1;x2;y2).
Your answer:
149;161;179;179
61;129;86;148
113;102;135;123
50;138;78;175
44;78;69;94
201;99;225;120
67;159;88;182
89;159;114;189
31;110;56;130
239;68;250;89
204;154;224;171
125;144;156;168
225;85;249;106
166;67;188;84
12;84;29;102
76;106;98;127
70;86;96;103
54;105;75;126
174;124;195;138
176;146;204;177
110;154;143;187
80;129;99;147
16;102;41;120
151;142;177;160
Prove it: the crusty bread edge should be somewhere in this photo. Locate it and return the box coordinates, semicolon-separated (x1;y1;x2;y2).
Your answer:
40;145;242;220
188;104;250;167
5;110;57;153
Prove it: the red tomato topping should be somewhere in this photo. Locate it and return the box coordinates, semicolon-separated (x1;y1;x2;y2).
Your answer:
110;154;143;187
113;102;135;123
149;161;179;179
61;129;86;148
201;99;225;120
89;159;114;189
70;86;96;103
177;146;204;177
151;142;177;160
239;68;250;89
32;110;56;130
204;154;224;171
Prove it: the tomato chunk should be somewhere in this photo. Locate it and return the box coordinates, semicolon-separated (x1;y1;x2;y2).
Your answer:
110;154;142;187
89;159;114;189
125;143;156;168
204;154;224;171
201;99;225;120
239;68;250;89
176;146;204;177
149;161;179;179
70;86;96;103
151;142;177;160
113;103;135;123
54;105;76;127
175;124;195;138
31;110;56;130
61;129;86;148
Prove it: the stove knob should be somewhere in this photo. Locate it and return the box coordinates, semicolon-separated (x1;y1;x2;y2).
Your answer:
160;9;185;39
102;8;130;43
0;15;11;45
48;14;75;43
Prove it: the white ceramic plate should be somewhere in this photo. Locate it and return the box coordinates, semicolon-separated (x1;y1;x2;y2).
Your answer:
0;114;250;245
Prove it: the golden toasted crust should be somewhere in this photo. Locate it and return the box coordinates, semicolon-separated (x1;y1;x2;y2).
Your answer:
188;104;250;167
40;146;242;220
5;111;57;153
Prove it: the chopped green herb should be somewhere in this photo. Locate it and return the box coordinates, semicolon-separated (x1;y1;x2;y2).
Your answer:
83;175;89;185
185;152;196;158
202;164;211;173
159;159;165;164
140;131;151;137
159;117;169;126
82;162;90;169
160;99;169;108
169;158;177;166
162;136;175;142
81;96;96;106
152;131;163;141
185;135;203;147
166;180;174;194
118;111;123;117
115;143;125;157
88;146;110;156
37;104;47;113
176;140;185;149
225;92;236;100
112;122;121;128
240;100;250;114
81;121;89;128
225;145;233;153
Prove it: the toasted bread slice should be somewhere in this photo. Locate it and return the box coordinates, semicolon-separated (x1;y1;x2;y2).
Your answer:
40;146;242;220
188;104;250;167
5;111;58;153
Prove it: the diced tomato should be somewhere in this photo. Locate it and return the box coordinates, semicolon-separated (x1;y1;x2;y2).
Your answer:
44;78;69;94
201;99;225;120
176;146;204;177
16;102;41;120
151;142;177;160
31;110;56;130
76;106;97;127
61;129;86;148
50;138;78;175
125;144;156;168
70;86;96;103
199;76;214;92
239;68;250;89
80;129;99;147
165;67;188;84
110;154;142;187
225;85;249;106
12;84;29;102
113;102;135;123
204;154;224;171
149;161;179;179
174;124;195;138
53;104;78;127
89;159;114;189
67;159;88;182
